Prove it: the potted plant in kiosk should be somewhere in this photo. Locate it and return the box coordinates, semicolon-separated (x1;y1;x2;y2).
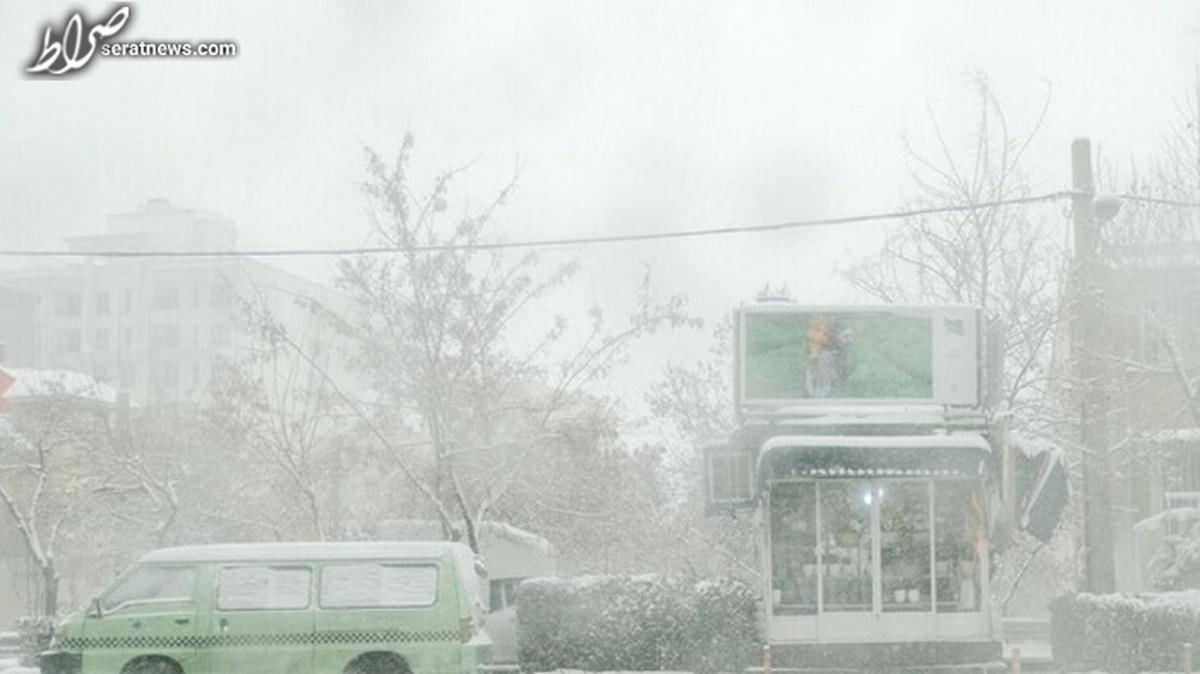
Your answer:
882;508;922;563
939;535;975;575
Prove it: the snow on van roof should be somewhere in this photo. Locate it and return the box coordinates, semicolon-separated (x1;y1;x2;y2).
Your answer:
140;541;474;564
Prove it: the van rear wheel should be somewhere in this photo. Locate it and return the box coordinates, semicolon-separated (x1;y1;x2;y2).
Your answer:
344;651;411;674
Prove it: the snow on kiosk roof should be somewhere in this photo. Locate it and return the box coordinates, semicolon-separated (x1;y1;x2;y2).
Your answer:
757;434;991;489
760;434;991;451
140;541;477;564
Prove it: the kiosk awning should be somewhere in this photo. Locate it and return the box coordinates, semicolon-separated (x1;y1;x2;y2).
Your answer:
757;434;991;492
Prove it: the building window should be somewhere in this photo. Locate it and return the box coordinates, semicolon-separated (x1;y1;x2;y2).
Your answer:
95;291;111;316
55;328;82;354
153;360;179;392
152;323;181;349
123;327;134;348
212;284;231;310
55;293;82;318
1138;316;1165;366
152;285;179;311
94;328;110;352
1164;492;1200;537
122;290;133;314
119;363;137;389
1165;443;1200;494
212;323;231;347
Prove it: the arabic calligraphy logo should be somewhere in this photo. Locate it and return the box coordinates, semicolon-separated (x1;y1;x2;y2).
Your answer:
27;6;131;76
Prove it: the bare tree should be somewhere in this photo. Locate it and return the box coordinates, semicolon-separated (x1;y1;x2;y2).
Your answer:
93;402;185;547
223;135;699;553
647;316;737;449
99;398;281;547
645;317;758;579
840;77;1063;429
202;288;359;542
834;78;1082;608
0;385;111;616
491;400;683;574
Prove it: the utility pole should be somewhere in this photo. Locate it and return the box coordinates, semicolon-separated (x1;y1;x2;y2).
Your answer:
1194;65;1200;204
1072;138;1116;593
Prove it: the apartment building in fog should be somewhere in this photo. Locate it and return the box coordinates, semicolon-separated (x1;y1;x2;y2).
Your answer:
0;198;348;404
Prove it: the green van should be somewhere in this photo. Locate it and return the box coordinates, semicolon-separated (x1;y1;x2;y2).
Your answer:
40;541;490;674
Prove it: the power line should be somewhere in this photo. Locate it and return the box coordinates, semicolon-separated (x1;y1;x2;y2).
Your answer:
0;191;1074;259
1116;193;1200;208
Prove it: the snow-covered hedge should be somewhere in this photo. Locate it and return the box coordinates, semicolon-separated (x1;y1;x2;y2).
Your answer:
15;616;54;667
1050;591;1200;673
517;575;758;673
1149;520;1200;590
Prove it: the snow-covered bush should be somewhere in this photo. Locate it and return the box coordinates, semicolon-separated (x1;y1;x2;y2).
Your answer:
1050;591;1200;673
517;574;757;673
16;615;55;667
1149;518;1200;591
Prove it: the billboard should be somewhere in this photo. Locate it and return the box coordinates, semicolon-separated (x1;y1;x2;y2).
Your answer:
736;305;980;407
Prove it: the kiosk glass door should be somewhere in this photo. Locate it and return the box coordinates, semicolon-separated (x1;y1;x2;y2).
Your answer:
818;481;873;613
880;482;932;613
768;478;988;642
769;483;818;614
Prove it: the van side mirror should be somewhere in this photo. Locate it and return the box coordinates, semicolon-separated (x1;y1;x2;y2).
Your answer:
89;598;103;619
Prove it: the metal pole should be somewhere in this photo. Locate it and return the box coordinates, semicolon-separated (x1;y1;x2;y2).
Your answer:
1185;641;1193;674
763;644;772;674
1072;138;1116;593
1010;645;1022;674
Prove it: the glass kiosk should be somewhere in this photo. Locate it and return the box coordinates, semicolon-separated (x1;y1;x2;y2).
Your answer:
754;434;998;667
716;305;1008;669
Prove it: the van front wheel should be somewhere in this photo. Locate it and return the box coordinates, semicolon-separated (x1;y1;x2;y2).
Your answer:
344;651;412;674
121;656;183;674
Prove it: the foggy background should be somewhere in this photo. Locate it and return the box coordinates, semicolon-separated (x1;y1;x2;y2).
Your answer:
2;0;1199;419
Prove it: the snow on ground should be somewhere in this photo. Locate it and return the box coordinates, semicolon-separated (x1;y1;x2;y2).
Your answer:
0;659;35;674
3;663;1199;674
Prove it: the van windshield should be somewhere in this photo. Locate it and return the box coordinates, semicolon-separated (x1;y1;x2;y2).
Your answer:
101;565;195;612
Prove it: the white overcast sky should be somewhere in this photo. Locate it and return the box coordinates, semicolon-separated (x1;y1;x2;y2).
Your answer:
2;0;1199;411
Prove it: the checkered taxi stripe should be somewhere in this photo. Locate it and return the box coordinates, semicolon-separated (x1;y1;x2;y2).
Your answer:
58;629;459;651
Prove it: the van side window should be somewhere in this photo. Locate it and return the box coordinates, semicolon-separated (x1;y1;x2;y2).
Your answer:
101;566;195;612
217;566;312;611
320;564;438;608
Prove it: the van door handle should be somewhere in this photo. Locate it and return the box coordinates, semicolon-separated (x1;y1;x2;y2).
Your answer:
220;618;229;633
175;618;189;625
